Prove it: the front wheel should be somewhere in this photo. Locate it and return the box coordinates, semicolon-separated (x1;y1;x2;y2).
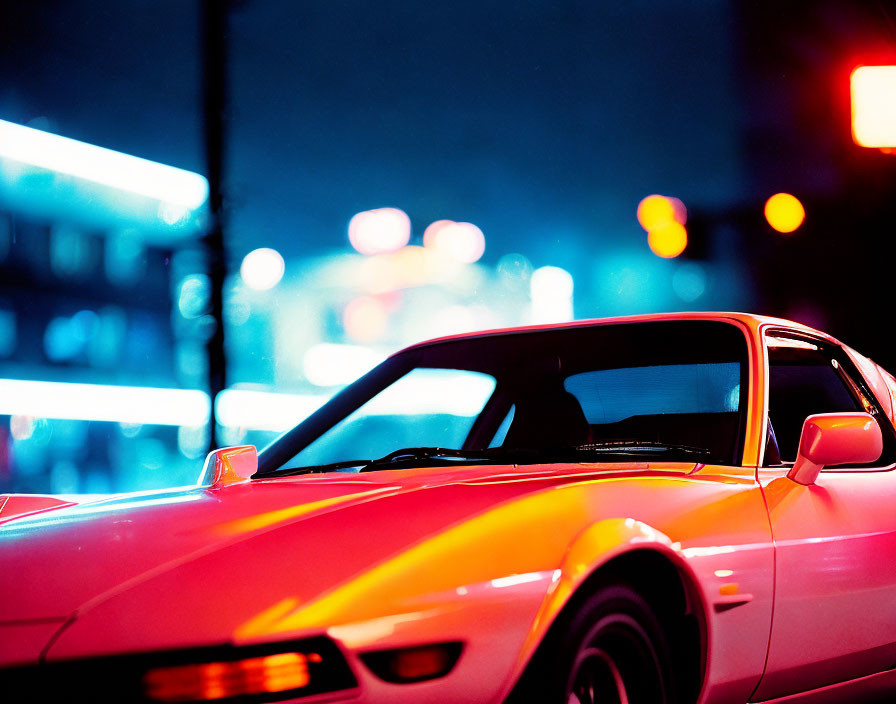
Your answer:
513;584;675;704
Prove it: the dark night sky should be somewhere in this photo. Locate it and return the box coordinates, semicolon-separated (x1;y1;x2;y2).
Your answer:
1;0;743;269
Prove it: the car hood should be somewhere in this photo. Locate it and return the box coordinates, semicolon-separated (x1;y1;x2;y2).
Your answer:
0;460;696;660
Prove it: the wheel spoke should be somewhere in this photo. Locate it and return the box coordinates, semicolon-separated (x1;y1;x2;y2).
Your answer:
569;648;628;704
553;587;673;704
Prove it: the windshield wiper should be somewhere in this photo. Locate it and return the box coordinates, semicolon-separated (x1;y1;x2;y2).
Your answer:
255;459;372;478
360;447;507;472
359;442;713;472
258;441;714;478
255;448;512;478
573;441;713;460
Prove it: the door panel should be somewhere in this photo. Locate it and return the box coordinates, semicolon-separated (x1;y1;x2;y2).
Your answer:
753;332;896;700
752;468;896;700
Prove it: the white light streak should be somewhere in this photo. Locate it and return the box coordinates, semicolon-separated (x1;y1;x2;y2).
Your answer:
0;119;209;209
216;389;329;432
0;374;496;434
0;379;210;426
302;344;385;387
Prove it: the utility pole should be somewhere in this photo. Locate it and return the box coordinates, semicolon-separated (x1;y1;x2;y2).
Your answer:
202;0;229;451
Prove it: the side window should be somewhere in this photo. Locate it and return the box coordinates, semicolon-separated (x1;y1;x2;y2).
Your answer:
765;334;885;466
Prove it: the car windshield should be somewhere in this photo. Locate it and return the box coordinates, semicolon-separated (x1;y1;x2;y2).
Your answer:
258;320;749;473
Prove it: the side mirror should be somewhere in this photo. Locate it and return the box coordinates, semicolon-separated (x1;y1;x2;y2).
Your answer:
199;445;258;487
787;413;882;485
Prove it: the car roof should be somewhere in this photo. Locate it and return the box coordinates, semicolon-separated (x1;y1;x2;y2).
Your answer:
397;311;837;355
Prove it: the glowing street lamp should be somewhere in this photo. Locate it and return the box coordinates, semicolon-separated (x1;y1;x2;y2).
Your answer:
851;66;896;150
764;193;805;234
636;194;688;258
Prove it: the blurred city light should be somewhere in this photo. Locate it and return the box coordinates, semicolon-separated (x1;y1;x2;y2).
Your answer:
496;253;534;290
764;193;805;233
0;379;210;426
43;310;98;361
240;247;285;290
636;194;686;231
637;195;688;258
364;369;496;416
216;389;328;432
647;221;688;258
422;220;453;248
302;343;386;387
530;265;574;322
0;306;16;357
0;118;209;209
104;230;146;284
215;370;495;433
178;274;212;318
358;245;467;294
422;220;486;263
672;262;706;302
343;295;389;342
348;207;411;255
425;305;479;338
850;66;896;148
9;415;35;441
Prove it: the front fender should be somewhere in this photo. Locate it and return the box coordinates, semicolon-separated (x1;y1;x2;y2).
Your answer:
503;518;702;697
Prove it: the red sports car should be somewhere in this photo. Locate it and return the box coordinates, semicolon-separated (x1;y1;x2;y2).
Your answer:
3;312;896;704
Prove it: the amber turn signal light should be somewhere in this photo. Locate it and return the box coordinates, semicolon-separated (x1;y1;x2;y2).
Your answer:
360;642;463;684
144;651;321;702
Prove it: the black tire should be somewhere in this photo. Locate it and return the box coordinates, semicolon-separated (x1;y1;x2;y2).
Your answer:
509;584;676;704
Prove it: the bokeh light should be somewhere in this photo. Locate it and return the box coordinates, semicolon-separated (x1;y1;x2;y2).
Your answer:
358;245;459;293
178;274;211;318
764;193;805;234
348;208;411;255
530;265;574;323
425;305;478;338
850;66;896;148
672;262;706;302
0;305;15;357
496;252;533;290
422;220;486;263
636;194;686;232
422;220;453;248
43;310;99;361
647;221;688;258
240;247;285;290
531;266;574;299
303;343;385;387
343;295;389;342
10;415;36;441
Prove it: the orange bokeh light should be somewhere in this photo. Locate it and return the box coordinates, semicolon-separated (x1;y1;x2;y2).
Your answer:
647;222;688;258
851;66;896;148
764;193;805;234
343;295;388;343
636;195;686;232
